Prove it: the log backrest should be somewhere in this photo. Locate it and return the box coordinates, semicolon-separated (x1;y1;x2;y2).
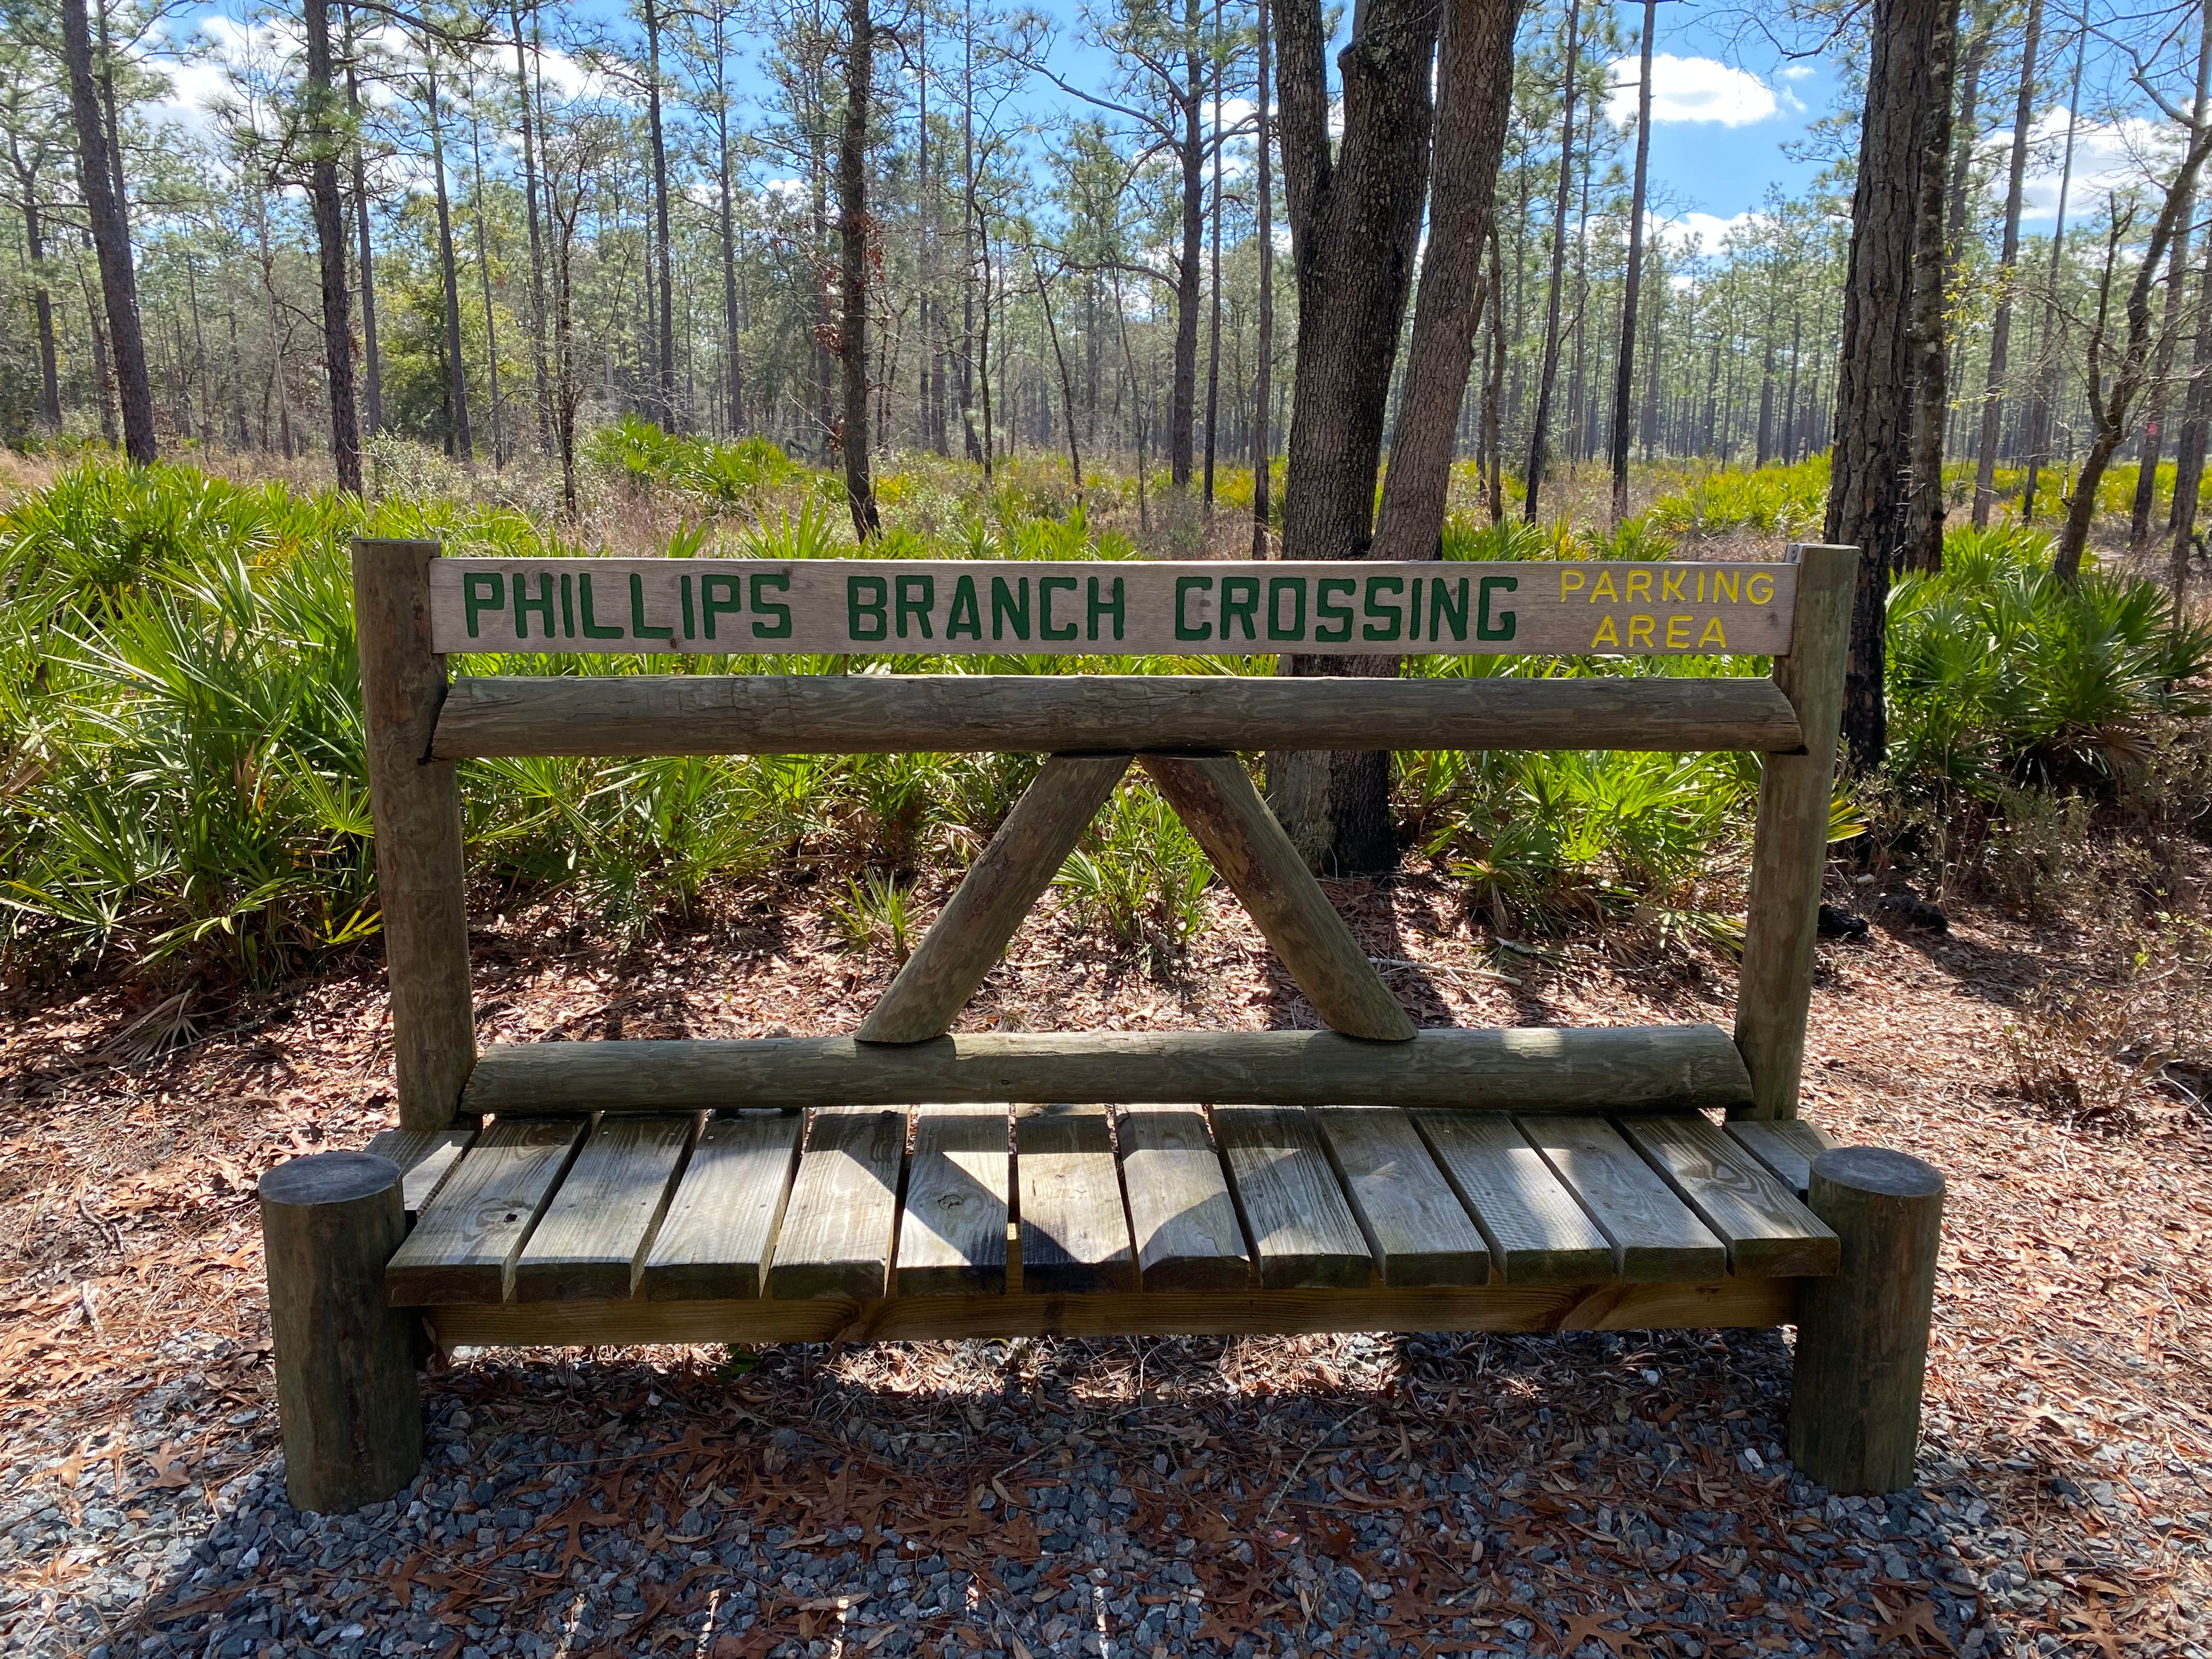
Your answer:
354;540;1857;1133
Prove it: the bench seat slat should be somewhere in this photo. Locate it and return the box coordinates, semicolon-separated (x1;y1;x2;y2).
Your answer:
364;1127;474;1218
1411;1111;1615;1285
766;1106;907;1300
1520;1115;1727;1281
1724;1118;1838;1198
1116;1107;1252;1291
1618;1114;1839;1278
640;1112;804;1301
899;1105;1012;1295
1313;1107;1489;1287
512;1115;697;1302
386;1120;587;1305
1016;1104;1136;1294
1214;1105;1372;1290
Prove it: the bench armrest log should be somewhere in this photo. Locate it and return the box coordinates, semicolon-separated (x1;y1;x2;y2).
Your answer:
356;538;476;1130
1733;544;1858;1120
430;674;1805;758
458;1025;1753;1114
260;1153;424;1513
1789;1147;1944;1494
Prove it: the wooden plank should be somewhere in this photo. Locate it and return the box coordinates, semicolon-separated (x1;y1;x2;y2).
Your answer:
354;538;475;1129
1015;1104;1135;1293
1116;1107;1252;1291
1521;1116;1727;1282
858;757;1129;1043
898;1105;1012;1295
639;1113;804;1301
1412;1112;1615;1286
385;1120;586;1305
764;1107;907;1300
429;558;1798;659
510;1116;696;1301
432;674;1806;760
428;1276;1798;1348
1312;1108;1489;1287
462;1024;1753;1114
1212;1107;1373;1290
1142;756;1415;1041
1726;1118;1838;1197
1735;544;1859;1119
1618;1114;1839;1278
363;1127;473;1217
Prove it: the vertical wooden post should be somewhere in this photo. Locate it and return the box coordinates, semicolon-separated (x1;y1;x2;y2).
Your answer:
1789;1147;1944;1494
260;1152;424;1514
1733;542;1858;1120
355;536;475;1129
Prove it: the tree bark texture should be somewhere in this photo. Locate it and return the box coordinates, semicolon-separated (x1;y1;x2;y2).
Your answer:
1609;0;1656;527
425;58;473;463
1825;0;1951;771
1900;0;1959;573
1370;0;1525;563
1250;0;1275;559
1521;0;1580;523
60;0;155;464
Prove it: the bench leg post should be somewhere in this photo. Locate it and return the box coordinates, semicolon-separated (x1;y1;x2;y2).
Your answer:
1788;1147;1944;1494
259;1153;424;1514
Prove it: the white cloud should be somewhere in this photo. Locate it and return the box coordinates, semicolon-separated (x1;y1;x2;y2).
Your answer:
2021;108;2176;220
1605;54;1778;128
1778;64;1816;82
1652;208;1760;251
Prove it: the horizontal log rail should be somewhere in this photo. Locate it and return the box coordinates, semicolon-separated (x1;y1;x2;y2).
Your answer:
458;1025;1754;1115
429;673;1804;759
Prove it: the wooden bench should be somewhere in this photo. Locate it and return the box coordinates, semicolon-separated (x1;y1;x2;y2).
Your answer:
257;539;1944;1516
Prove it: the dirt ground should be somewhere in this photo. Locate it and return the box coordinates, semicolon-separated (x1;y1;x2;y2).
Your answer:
3;857;2210;1656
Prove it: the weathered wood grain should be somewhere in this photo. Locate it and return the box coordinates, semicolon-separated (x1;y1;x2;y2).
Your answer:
639;1113;804;1301
510;1116;696;1301
1617;1114;1839;1278
1790;1148;1945;1494
1015;1104;1135;1294
859;757;1130;1044
431;674;1806;759
1212;1106;1373;1289
765;1107;907;1300
354;538;476;1129
428;1277;1798;1347
1116;1107;1252;1291
898;1105;1012;1295
1734;544;1859;1119
385;1120;586;1305
462;1025;1752;1114
1410;1111;1615;1286
1725;1118;1838;1197
260;1153;422;1513
363;1127;473;1217
428;558;1797;658
1142;756;1415;1041
1520;1115;1726;1282
1313;1107;1490;1287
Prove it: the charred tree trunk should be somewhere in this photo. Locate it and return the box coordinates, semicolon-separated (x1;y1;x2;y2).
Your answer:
838;0;880;537
1609;0;1656;525
1250;0;1275;558
304;0;363;493
1900;0;1958;572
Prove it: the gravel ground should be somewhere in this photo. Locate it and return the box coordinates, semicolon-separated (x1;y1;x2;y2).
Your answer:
2;1322;2199;1659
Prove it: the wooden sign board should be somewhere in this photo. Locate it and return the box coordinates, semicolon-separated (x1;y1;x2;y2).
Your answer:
427;558;1797;658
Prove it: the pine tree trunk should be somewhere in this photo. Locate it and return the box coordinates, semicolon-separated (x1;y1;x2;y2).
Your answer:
1971;0;2040;526
1522;0;1580;523
1267;0;1440;874
426;56;473;463
1203;0;1225;512
1250;0;1274;558
2171;225;2212;602
838;0;880;537
644;0;678;427
1370;0;1523;562
304;0;362;494
1829;0;1955;770
513;1;552;453
13;164;61;431
345;2;383;439
61;0;154;463
1609;0;1656;524
1900;0;1959;572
